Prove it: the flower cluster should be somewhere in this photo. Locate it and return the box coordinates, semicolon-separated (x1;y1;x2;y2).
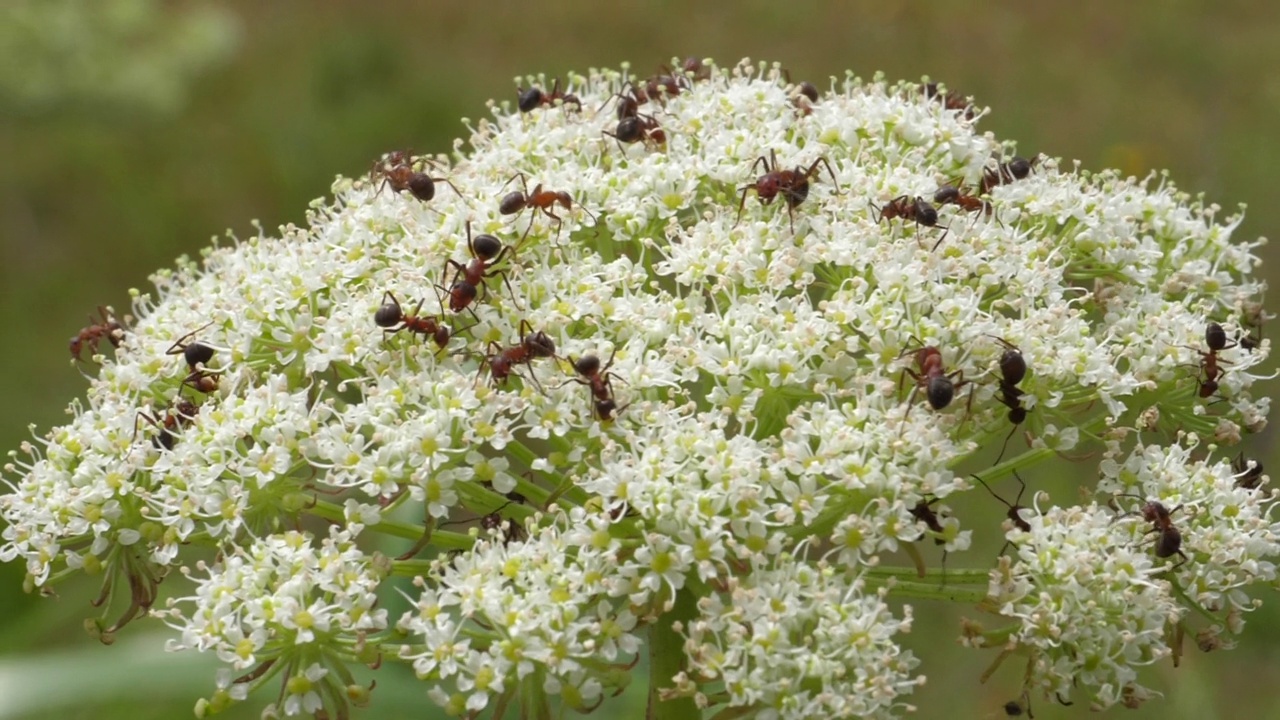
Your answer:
1;57;1274;718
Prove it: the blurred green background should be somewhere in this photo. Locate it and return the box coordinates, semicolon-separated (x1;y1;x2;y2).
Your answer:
2;1;1278;718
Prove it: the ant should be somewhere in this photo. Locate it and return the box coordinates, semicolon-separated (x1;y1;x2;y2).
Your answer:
374;290;462;351
134;396;199;451
444;222;521;310
480;505;526;545
988;336;1029;465
922;82;975;120
498;173;596;242
517;78;581;113
735;149;839;232
973;472;1031;556
872;195;948;250
979;155;1037;195
934;180;993;220
1233;453;1264;490
480;319;557;391
603;114;666;153
370;150;460;203
166;322;221;394
1181;321;1233;400
791;80;820;115
566;350;629;421
70;306;126;363
1115;495;1188;569
673;56;712;82
898;344;971;420
909;497;947;545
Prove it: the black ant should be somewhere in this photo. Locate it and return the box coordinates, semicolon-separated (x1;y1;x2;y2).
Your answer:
480;319;557;391
1181;322;1233;400
603;114;666;153
974;472;1031;556
70;306;126;363
735;149;839;232
166;322;220;394
987;336;1029;465
499;173;596;243
370;150;460;203
1115;495;1188;569
1239;304;1266;352
1233;453;1264;490
374;291;461;351
134;396;199;451
872;195;948;250
480;506;526;545
909;497;947;544
922;82;975;120
566;350;629;421
979;155;1037;195
444;222;521;310
898;344;971;420
517;78;581;113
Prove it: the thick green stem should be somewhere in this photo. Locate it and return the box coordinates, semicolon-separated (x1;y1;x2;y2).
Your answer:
647;587;698;720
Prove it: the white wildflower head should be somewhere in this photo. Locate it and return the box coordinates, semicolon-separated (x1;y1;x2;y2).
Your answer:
1;57;1273;718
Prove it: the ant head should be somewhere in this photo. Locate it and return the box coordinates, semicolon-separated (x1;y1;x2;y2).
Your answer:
471;232;503;260
448;281;478;312
174;397;199;418
925;376;954;410
797;81;819;103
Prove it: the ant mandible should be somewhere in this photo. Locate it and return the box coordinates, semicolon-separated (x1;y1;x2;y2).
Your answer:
872;195;948;250
166;322;221;394
898;343;971;420
480;319;558;392
517;78;581;113
370;150;460;203
134;396;199;451
735;149;839;233
987;336;1029;465
1181;321;1233;400
498;172;596;243
566;350;629;421
70;306;126;363
444;221;522;310
374;290;462;351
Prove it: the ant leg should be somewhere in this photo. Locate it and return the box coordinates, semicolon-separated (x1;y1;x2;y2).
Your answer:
165;321;215;356
930;224;951;252
735;185;756;227
492;269;524;311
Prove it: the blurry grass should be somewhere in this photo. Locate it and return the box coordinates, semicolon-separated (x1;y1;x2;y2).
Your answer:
1;1;1278;718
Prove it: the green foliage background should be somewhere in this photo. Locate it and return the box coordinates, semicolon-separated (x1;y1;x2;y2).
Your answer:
1;2;1277;718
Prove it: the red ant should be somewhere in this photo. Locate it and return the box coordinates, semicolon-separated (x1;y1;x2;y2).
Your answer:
673;56;712;82
872;195;948;250
70;306;126;363
603;114;666;153
444;222;521;310
987;336;1029;465
933;180;994;225
480;319;557;391
735;150;839;232
922;82;976;120
973;471;1031;556
166;322;220;394
1233;452;1264;490
374;290;462;351
498;173;596;242
1115;495;1188;569
517;78;581;113
1181;322;1233;399
565;350;629;421
898;344;971;420
370;150;460;203
134;396;199;451
979;155;1037;195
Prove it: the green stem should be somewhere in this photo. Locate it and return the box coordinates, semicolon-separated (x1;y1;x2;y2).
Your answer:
647;587;698;720
307;499;473;549
864;576;988;603
864;565;989;583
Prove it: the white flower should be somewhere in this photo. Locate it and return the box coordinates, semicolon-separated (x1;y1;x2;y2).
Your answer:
2;58;1272;718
